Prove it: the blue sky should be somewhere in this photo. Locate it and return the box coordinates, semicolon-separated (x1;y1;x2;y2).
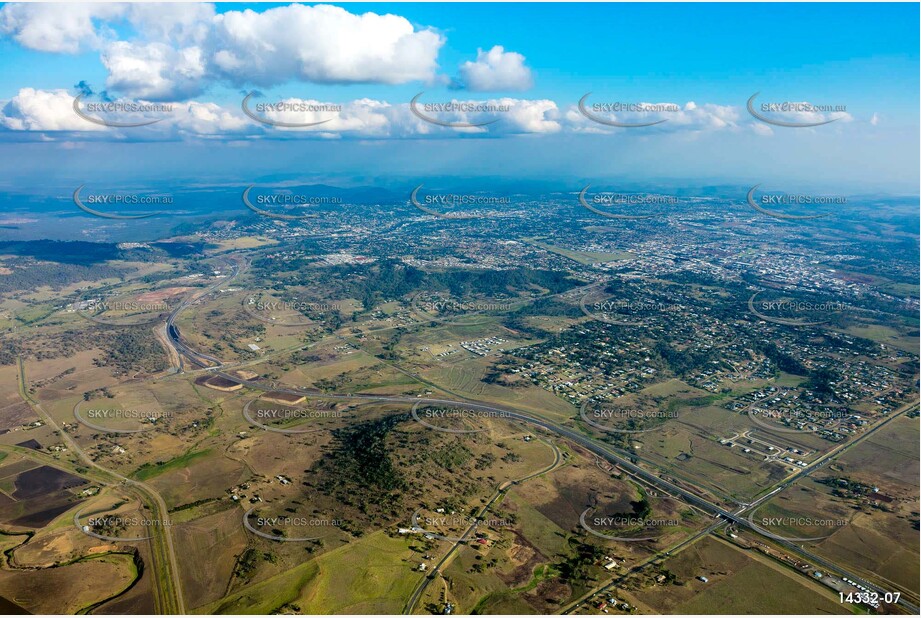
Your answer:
0;2;917;192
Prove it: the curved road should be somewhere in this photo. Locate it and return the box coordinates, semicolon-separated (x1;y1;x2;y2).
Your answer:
404;439;563;614
215;373;919;614
16;358;186;614
161;263;920;615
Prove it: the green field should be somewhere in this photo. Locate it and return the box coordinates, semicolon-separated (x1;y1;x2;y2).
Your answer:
133;449;213;481
205;530;419;614
524;238;633;264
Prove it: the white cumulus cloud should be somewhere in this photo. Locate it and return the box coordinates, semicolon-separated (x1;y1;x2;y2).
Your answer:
0;87;105;131
565;99;747;134
103;41;207;101
1;3;445;100
456;46;533;92
0;2;124;53
208;4;444;87
125;3;216;46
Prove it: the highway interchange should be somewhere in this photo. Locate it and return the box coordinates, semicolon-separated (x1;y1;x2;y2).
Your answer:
10;253;916;615
158;257;920;614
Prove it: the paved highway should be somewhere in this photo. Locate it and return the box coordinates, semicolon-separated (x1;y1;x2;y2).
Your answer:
222;379;919;615
161;264;919;615
16;358;186;614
